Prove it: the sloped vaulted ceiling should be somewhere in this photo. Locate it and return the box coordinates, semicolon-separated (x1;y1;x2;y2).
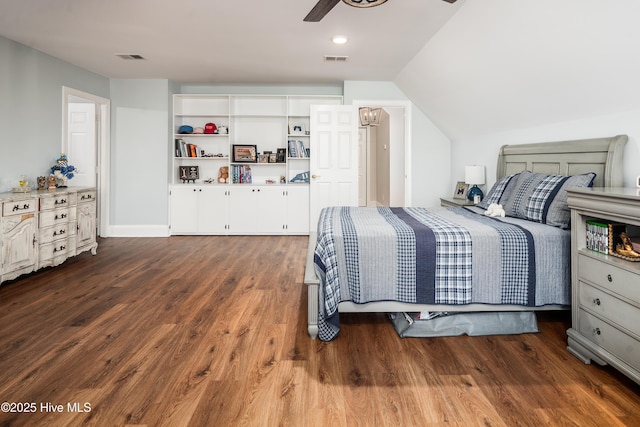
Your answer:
395;0;640;141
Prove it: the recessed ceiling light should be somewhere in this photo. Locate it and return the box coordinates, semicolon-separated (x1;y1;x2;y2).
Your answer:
332;35;348;45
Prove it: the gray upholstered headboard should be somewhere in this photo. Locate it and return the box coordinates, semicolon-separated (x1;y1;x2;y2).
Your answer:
496;135;627;187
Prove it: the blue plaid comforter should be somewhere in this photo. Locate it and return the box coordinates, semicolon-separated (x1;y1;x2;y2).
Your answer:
313;206;571;341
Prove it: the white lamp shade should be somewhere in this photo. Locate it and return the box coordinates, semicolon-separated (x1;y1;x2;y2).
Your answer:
465;165;485;185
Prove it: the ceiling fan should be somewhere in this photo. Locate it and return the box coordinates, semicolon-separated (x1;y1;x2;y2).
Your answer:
304;0;457;22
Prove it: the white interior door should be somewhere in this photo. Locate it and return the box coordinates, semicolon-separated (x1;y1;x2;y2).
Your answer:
309;105;359;231
66;102;96;187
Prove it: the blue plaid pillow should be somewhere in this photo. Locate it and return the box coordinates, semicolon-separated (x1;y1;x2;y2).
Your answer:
476;173;518;209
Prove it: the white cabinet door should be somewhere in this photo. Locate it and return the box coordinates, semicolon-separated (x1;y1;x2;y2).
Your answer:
256;187;286;234
171;186;228;234
285;186;309;234
228;186;259;233
170;186;199;234
1;215;37;276
198;186;229;233
77;202;96;251
228;186;286;234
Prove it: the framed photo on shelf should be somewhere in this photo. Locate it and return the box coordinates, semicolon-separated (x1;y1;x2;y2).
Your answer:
232;145;257;163
179;165;199;183
258;154;268;163
289;122;305;135
269;153;277;163
276;148;286;163
453;181;469;199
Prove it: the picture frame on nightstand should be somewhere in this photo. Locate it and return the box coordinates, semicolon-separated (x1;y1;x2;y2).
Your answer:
453;181;469;199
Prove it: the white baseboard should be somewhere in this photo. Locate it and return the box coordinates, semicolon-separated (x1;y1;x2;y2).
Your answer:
103;225;170;237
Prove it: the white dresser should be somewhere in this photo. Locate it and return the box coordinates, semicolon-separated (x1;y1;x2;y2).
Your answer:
0;187;98;285
566;187;640;385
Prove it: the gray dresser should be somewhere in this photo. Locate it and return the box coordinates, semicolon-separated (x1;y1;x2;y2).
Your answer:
566;187;640;385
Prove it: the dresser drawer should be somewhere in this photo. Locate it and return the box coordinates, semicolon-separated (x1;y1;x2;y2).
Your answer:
40;193;75;210
578;253;639;303
578;310;640;369
2;198;37;217
39;208;71;228
39;222;77;245
77;189;96;204
579;281;640;337
39;239;72;261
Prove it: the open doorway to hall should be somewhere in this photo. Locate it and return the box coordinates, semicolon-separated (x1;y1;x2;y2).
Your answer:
62;86;110;236
357;104;409;207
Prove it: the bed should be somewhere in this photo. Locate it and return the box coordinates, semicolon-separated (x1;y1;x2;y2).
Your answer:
305;135;627;341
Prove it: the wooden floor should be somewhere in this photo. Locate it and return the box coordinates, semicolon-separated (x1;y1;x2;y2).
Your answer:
0;236;638;427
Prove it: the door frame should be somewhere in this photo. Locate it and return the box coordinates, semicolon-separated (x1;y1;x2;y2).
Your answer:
352;100;412;207
62;86;111;237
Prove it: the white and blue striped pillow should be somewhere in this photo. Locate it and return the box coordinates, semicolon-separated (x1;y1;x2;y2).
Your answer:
501;171;596;228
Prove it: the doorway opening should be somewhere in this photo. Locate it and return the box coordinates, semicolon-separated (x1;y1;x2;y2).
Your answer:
354;101;411;207
62;86;110;237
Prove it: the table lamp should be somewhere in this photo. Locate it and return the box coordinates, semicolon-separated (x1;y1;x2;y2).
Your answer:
465;165;485;202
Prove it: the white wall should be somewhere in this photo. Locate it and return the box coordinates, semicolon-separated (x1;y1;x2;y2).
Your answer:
395;0;640;191
451;113;640;192
108;79;171;236
0;35;109;193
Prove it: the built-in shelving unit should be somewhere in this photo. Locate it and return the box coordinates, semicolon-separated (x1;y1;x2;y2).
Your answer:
170;94;342;235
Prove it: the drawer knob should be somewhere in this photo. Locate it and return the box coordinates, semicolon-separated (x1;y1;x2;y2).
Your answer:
607;274;612;282
593;328;601;336
593;298;601;306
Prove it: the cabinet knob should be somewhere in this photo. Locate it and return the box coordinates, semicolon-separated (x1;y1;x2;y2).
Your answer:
607;274;613;282
593;328;601;336
311;174;320;179
593;298;601;306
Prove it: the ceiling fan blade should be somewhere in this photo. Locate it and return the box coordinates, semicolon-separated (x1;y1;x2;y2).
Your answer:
304;0;341;22
442;0;457;3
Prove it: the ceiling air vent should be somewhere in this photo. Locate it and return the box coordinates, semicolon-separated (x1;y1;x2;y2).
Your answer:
116;54;146;60
324;55;349;62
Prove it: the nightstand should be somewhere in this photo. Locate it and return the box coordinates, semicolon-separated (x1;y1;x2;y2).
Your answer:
440;197;476;208
566;187;640;385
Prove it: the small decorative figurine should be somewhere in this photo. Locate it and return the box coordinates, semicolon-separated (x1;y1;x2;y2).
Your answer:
47;175;57;190
37;176;47;190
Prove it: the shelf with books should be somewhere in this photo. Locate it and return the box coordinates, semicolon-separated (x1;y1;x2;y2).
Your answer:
584;218;640;261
